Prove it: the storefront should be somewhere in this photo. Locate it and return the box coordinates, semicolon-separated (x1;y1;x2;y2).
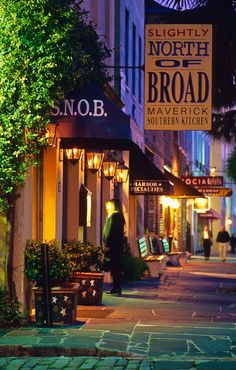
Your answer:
41;85;173;253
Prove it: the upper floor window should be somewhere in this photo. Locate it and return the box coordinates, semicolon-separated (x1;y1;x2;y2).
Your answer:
132;23;136;96
125;8;129;84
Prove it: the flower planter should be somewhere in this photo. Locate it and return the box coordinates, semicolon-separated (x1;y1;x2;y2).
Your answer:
72;272;104;305
33;282;79;325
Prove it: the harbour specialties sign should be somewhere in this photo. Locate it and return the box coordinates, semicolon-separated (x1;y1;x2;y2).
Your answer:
130;180;170;195
144;24;212;130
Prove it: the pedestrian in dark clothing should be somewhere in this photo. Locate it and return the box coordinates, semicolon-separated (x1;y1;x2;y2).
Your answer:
103;198;125;296
230;233;236;254
200;225;213;260
216;226;230;262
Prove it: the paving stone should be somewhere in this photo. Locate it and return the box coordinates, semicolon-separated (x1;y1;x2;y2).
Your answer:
4;358;27;368
153;360;195;369
77;358;100;369
0;358;8;367
195;360;236;370
149;338;188;355
50;357;71;368
67;358;86;367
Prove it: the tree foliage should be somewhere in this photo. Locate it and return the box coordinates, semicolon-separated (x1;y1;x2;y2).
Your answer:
226;146;236;182
0;0;110;212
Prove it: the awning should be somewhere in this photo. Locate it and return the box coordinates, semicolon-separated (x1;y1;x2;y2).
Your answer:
52;84;133;151
164;170;205;198
198;208;221;220
129;143;174;195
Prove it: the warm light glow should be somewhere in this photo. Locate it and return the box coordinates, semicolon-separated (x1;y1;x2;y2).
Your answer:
86;194;92;227
116;161;129;183
102;153;118;180
65;148;81;161
171;199;180;209
226;218;232;226
160;196;180;209
45;124;57;147
86;151;104;173
210;166;216;175
193;197;210;212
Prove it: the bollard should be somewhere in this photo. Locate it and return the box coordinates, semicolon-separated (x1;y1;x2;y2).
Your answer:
41;243;53;327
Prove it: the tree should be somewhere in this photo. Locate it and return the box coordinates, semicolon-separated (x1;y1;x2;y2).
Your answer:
0;0;110;213
0;0;110;294
227;146;236;182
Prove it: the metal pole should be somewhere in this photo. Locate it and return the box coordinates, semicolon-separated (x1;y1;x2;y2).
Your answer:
41;243;53;327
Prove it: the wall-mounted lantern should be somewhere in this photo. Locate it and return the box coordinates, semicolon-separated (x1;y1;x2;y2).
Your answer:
85;150;104;173
102;152;118;180
45;124;58;147
115;160;129;183
65;147;82;164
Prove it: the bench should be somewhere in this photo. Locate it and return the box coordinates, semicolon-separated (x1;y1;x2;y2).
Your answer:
145;234;189;267
160;237;190;266
137;235;168;277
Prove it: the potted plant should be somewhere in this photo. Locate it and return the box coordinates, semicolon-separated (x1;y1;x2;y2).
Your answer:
24;239;79;325
63;240;104;305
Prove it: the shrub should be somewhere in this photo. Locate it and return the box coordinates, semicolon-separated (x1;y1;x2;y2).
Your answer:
0;284;23;328
121;255;149;283
24;239;76;285
63;240;103;272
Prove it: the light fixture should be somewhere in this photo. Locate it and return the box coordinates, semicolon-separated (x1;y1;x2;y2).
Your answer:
210;166;216;175
85;150;104;173
45;124;58;147
102;152;118;180
115;160;129;183
160;196;180;209
226;218;232;226
65;147;82;164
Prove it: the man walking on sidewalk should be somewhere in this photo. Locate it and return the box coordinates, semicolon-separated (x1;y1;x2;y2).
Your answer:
216;225;230;262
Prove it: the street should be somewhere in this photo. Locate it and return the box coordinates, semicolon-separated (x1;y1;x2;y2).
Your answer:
0;256;236;369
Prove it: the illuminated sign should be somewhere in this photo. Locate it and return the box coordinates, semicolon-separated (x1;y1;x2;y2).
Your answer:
193;197;210;212
129;180;171;195
199;188;233;197
144;24;212;130
181;176;223;187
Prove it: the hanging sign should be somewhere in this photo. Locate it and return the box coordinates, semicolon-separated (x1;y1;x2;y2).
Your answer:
193;197;210;212
198;188;233;197
129;180;172;195
181;176;224;187
144;24;212;130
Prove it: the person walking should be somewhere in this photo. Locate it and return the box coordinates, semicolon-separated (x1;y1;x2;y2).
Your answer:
201;225;213;260
216;225;230;262
103;198;126;296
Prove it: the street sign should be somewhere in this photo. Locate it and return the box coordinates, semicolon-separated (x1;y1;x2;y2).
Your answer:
199;188;233;197
181;176;224;187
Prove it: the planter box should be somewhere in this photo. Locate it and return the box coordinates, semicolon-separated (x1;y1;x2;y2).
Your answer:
33;282;79;325
72;272;104;305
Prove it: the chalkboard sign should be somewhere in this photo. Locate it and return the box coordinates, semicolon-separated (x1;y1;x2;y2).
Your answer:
162;238;170;253
149;236;164;255
137;236;149;258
